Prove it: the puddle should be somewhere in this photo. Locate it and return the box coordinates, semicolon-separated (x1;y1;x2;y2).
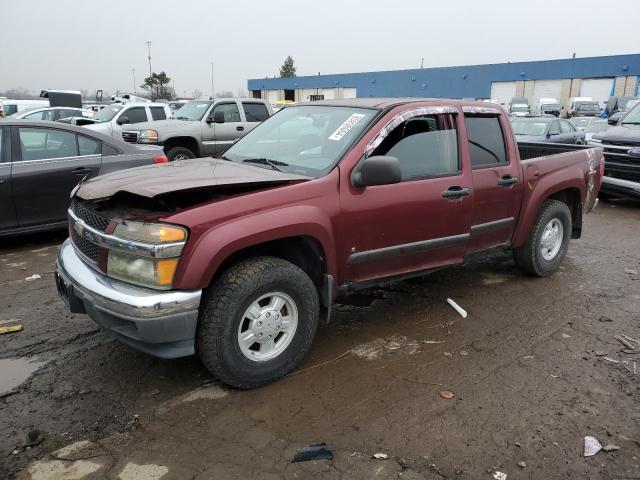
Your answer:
0;357;45;394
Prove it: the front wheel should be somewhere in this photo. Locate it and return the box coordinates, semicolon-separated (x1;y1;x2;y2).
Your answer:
197;257;319;389
166;146;196;162
513;199;572;277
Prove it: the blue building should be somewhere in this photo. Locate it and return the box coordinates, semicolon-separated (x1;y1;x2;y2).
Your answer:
248;54;640;108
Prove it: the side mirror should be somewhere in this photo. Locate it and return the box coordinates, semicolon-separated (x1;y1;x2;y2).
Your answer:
608;113;621;125
116;116;130;125
351;156;402;188
213;110;225;123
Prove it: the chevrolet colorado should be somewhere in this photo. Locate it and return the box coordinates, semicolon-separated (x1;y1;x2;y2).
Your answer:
56;99;603;388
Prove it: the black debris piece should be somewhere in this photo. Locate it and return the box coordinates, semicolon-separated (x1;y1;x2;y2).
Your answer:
292;443;334;463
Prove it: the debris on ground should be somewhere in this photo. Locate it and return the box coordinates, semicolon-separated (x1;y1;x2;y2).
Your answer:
624;268;638;275
446;298;468;318
492;471;507;480
395;376;443;387
459;350;469;356
373;453;388;460
599;315;614;322
517;461;526;468
0;324;23;335
602;357;619;364
24;430;44;447
594;350;608;356
292;443;333;463
439;390;455;399
24;274;41;281
584;436;602;456
615;334;638;350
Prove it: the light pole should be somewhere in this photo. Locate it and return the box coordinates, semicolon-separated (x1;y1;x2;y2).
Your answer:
132;68;136;95
145;41;152;77
211;62;216;100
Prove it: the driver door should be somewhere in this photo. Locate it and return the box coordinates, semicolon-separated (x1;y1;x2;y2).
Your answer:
211;101;244;156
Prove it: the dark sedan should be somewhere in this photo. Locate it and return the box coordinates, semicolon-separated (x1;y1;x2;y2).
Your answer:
510;117;585;145
0;120;168;237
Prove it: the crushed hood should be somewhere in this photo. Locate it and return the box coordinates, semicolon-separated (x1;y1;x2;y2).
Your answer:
76;158;311;200
596;124;640;143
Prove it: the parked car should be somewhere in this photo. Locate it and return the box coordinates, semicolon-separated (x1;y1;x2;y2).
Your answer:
509;103;530;117
567;97;600;117
6;106;92;122
73;103;172;140
119;98;272;161
569;116;600;131
56;99;603;388
607;96;638;116
538;98;561;116
511;116;585;144
83;104;109;116
589;102;640;199
0;99;49;117
582;119;610;142
0;120;168;237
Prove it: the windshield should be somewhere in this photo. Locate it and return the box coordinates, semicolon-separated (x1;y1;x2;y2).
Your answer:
511;106;529;113
173;101;211;120
222;105;377;177
622;103;640;124
511;121;548;136
93;105;122;123
576;102;599;111
570;118;590;129
585;120;609;133
541;103;560;111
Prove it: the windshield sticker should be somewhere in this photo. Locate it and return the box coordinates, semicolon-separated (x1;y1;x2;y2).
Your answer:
328;113;366;141
195;104;208;108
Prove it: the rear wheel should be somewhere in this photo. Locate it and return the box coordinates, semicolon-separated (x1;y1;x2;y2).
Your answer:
513;199;572;277
197;257;319;389
166;146;196;162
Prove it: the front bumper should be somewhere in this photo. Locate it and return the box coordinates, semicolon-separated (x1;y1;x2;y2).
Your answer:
55;239;202;358
601;176;640;199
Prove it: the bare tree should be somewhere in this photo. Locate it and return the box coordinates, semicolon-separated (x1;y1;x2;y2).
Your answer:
215;90;234;98
0;88;35;99
236;88;248;98
191;89;203;99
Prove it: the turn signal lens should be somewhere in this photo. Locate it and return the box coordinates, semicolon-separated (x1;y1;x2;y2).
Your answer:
156;258;179;286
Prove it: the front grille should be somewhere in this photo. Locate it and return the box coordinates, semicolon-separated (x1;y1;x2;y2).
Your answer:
71;199;110;232
122;131;139;143
71;229;100;262
603;139;640;148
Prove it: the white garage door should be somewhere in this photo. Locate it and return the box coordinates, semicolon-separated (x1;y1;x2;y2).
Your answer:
580;78;613;105
266;90;279;103
490;81;517;106
531;80;563;112
343;87;357;99
321;88;335;100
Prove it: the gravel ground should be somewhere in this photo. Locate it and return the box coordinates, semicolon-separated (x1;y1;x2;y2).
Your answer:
1;199;639;480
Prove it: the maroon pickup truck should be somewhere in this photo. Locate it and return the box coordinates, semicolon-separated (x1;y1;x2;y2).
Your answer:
56;99;603;388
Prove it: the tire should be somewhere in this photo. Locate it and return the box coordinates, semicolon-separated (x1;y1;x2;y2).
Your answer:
197;256;320;389
165;146;195;162
513;199;572;277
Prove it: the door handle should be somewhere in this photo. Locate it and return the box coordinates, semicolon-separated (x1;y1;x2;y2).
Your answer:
236;126;245;131
441;185;471;199
498;175;518;187
72;167;91;175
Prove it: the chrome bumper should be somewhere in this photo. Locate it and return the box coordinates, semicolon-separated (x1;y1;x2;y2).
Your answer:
56;239;202;358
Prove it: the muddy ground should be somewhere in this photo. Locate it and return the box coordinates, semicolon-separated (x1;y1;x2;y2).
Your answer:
1;200;639;480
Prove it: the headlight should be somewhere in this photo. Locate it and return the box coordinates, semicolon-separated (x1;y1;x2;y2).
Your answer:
109;221;187;289
113;221;186;244
107;250;178;289
139;129;158;144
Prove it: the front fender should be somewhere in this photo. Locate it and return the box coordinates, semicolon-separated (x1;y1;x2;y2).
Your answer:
173;205;336;290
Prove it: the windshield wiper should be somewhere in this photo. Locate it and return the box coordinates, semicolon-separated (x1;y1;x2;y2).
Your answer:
242;158;289;171
622;121;640;125
175;116;191;120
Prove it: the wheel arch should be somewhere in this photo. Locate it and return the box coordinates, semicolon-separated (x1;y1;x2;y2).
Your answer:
163;136;201;157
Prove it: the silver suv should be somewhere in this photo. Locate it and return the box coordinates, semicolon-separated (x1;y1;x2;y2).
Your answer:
121;98;272;161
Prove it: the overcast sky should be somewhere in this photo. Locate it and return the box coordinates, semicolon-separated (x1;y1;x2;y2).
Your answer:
1;0;636;97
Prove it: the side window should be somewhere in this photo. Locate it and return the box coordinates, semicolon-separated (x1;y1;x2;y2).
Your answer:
150;107;167;121
371;114;459;181
560;121;573;133
464;116;507;168
213;103;241;122
59;109;79;119
23;111;45;120
18;128;78;161
78;135;101;155
101;143;119;156
122;107;148;124
548;121;560;135
242;102;269;122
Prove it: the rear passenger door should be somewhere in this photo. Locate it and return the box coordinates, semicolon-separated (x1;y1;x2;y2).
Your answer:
464;113;522;254
149;106;167;121
10;127;102;227
0;127;17;230
241;102;270;134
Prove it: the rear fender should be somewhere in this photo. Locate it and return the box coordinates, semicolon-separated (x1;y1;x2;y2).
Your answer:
173;205;336;290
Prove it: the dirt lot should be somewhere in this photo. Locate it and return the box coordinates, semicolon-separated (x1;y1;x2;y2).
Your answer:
1;200;639;480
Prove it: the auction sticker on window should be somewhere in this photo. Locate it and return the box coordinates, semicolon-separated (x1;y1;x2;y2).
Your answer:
328;113;366;141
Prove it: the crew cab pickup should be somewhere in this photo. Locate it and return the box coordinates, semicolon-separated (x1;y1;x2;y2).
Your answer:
119;98;273;161
56;99;603;389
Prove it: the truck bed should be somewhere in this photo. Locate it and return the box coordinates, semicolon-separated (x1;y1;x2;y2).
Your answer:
517;141;591;161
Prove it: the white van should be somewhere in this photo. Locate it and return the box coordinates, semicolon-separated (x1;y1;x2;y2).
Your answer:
0;99;49;117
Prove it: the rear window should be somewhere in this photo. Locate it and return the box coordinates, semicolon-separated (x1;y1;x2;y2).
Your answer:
464;116;507;168
150;107;167;121
242;102;270;122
